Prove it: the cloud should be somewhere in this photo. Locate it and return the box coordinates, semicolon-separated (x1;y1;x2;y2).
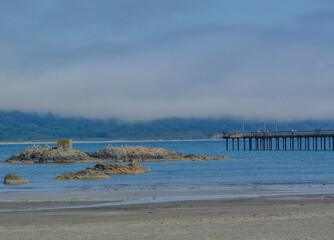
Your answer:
0;0;333;121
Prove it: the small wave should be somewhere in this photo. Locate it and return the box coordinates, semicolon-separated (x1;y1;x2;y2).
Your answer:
253;182;331;186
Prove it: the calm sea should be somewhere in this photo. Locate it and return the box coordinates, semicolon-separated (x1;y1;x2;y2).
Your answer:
1;140;334;196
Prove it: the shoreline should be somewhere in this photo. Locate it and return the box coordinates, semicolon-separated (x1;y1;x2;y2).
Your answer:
1;185;334;212
1;194;333;239
1;192;333;213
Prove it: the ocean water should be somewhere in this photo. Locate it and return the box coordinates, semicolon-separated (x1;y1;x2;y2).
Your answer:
1;140;334;196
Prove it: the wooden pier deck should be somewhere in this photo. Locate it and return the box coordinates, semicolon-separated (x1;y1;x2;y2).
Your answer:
222;130;334;151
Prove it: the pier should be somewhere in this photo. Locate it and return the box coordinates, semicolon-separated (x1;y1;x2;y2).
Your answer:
223;130;334;151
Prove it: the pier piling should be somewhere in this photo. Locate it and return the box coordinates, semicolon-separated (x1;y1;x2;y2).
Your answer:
223;130;334;151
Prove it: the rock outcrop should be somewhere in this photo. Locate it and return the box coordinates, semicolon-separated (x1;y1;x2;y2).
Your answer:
184;154;225;161
55;162;150;180
87;146;184;162
93;162;151;175
5;146;93;164
5;145;231;164
4;173;29;184
55;168;110;180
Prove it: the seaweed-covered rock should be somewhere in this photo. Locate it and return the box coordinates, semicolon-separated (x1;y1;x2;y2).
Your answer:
4;173;29;184
55;168;110;180
93;162;151;175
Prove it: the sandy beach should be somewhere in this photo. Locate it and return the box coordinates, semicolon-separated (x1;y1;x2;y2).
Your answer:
1;194;333;240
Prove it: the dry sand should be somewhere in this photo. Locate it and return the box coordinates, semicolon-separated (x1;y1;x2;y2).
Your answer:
1;194;333;240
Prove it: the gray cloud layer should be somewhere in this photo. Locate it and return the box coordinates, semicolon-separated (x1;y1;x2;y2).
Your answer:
0;0;333;120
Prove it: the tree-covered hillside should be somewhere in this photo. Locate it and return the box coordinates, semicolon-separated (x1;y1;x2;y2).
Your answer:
0;111;334;142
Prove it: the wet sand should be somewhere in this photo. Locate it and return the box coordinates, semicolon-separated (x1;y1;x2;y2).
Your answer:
1;194;333;240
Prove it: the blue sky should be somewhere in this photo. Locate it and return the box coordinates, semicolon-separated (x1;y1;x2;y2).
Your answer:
0;0;333;120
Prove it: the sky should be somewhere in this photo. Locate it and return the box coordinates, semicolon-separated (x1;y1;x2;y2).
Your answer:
0;0;333;121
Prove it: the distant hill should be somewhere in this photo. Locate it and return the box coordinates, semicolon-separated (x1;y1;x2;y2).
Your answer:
0;111;334;142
